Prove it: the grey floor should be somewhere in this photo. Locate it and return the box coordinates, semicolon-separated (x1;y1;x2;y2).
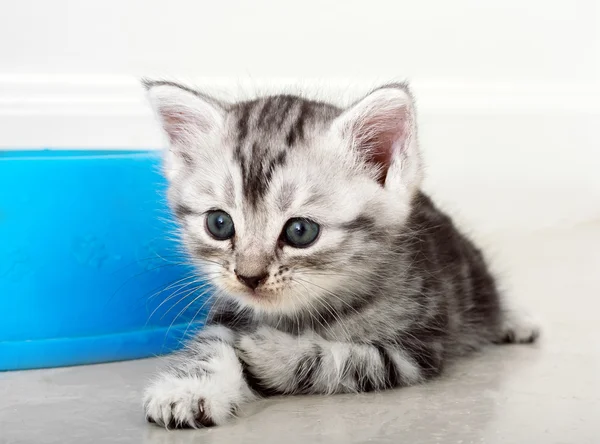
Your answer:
2;223;599;444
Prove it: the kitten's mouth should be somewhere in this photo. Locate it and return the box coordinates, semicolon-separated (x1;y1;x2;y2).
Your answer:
223;277;280;306
237;286;280;305
243;288;268;299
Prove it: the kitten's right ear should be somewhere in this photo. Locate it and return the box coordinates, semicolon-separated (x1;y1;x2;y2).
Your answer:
143;80;225;168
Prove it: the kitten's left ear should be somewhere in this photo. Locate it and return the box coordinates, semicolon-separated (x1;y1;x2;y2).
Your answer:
332;83;422;193
143;80;226;179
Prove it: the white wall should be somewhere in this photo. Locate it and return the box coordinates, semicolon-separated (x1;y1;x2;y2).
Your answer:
1;0;599;236
2;0;598;80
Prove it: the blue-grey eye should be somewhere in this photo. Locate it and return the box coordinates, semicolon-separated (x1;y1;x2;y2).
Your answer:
206;210;235;240
282;218;320;248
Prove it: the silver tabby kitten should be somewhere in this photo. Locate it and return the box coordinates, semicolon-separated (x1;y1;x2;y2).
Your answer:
143;80;539;428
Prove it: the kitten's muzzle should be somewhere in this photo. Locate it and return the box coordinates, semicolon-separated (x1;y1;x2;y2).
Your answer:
234;270;268;290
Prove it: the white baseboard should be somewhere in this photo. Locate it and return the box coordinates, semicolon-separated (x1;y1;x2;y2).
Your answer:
1;74;599;235
1;74;599;149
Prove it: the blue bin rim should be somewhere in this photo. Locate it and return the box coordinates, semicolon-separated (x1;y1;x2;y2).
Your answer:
0;149;162;161
0;321;204;371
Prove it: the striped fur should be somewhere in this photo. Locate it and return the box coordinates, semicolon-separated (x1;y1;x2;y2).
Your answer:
142;81;539;428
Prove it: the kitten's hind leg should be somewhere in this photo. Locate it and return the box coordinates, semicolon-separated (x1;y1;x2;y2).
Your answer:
496;309;541;344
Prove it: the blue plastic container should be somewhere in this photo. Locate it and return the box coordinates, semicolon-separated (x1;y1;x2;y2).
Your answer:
0;150;208;371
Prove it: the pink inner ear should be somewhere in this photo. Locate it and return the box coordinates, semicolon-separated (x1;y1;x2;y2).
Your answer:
162;112;186;144
159;106;212;145
356;114;407;186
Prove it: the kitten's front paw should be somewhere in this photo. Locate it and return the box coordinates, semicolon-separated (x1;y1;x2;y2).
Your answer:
238;327;293;367
237;327;302;393
144;374;232;428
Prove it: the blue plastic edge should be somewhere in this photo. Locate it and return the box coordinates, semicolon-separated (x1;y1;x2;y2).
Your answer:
0;321;204;371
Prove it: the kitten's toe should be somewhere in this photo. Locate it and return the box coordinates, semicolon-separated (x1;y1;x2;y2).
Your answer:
498;311;541;344
143;374;230;428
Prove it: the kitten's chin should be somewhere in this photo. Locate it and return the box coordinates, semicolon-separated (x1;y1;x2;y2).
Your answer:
233;290;287;312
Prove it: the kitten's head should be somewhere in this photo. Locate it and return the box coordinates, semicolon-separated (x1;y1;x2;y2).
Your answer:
145;81;422;316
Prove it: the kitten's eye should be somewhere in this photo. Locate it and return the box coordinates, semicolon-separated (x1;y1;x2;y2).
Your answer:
205;210;235;240
282;218;320;248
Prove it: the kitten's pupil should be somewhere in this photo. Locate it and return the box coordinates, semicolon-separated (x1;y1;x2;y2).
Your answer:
292;222;305;236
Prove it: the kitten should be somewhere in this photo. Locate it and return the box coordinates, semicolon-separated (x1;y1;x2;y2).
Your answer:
142;80;539;428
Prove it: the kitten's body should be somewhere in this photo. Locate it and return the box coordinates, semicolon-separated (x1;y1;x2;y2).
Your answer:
143;82;538;428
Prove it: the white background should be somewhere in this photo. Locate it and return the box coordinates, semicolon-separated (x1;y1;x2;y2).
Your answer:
1;0;599;236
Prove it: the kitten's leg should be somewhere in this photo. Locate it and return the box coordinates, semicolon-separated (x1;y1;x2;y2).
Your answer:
144;325;256;428
238;326;441;395
497;309;541;344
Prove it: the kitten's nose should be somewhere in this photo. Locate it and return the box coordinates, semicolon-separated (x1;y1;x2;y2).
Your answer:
234;270;268;290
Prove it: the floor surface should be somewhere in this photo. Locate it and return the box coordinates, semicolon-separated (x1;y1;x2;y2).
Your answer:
1;223;599;444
